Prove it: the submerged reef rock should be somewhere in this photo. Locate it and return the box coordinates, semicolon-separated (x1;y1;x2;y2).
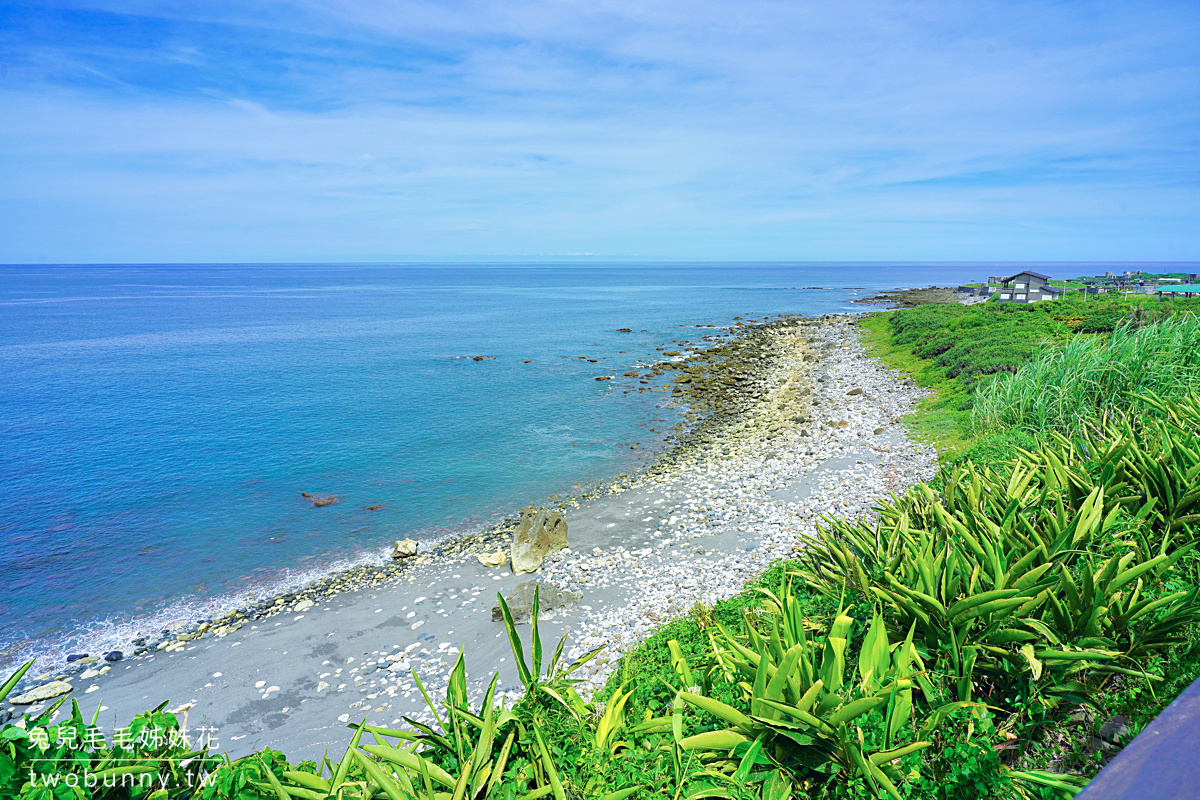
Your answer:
301;492;340;507
391;538;419;559
510;505;569;574
492;581;582;623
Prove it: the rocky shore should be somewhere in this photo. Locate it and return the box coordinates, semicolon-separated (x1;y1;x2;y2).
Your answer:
1;313;940;758
528;315;940;692
852;285;984;307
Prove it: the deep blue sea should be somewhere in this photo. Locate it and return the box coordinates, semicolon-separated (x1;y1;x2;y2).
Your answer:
0;262;990;663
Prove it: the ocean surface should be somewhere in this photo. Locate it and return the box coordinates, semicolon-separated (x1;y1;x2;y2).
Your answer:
0;262;986;664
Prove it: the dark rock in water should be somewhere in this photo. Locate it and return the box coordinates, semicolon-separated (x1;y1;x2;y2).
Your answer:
66;654;89;663
594;376;612;381
302;492;341;507
492;582;582;623
615;328;632;332
131;638;146;646
103;651;123;663
511;506;568;574
366;505;385;511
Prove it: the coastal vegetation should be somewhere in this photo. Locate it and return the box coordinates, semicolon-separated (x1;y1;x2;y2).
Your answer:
974;314;1200;433
4;297;1200;798
859;292;1200;459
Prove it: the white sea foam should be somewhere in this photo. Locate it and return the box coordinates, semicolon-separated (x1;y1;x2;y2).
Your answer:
2;526;471;675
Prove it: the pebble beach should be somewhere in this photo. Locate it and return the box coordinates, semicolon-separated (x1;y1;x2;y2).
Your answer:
2;311;941;761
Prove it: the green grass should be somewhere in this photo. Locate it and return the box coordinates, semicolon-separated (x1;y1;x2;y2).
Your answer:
858;313;971;453
859;310;1032;461
859;296;1200;460
974;314;1200;434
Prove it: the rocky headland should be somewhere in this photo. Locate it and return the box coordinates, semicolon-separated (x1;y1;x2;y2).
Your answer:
852;285;983;307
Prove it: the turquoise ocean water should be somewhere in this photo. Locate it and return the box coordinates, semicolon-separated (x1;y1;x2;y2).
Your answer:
0;262;986;663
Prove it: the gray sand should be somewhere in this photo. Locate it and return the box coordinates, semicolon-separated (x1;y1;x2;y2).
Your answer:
59;459;853;760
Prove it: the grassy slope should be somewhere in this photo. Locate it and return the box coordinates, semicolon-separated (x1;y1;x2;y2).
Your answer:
854;296;1200;781
857;311;975;456
859;295;1200;461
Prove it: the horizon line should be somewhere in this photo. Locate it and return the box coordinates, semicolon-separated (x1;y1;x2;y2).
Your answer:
3;260;1199;268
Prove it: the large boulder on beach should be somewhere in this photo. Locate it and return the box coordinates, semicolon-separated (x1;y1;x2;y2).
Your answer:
492;582;582;623
391;538;418;559
510;506;568;574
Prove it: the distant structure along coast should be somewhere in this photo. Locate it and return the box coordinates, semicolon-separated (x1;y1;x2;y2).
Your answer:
957;269;1200;304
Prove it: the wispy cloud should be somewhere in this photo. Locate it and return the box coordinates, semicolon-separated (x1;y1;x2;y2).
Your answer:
0;0;1197;261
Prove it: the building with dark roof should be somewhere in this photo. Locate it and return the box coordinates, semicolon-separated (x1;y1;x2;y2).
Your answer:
993;271;1062;303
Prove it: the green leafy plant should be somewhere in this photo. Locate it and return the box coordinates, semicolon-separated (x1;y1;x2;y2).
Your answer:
0;659;220;800
667;579;969;800
496;586;602;721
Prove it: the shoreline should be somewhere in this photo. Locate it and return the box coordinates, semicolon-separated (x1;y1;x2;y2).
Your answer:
0;336;707;677
1;314;770;679
1;311;939;760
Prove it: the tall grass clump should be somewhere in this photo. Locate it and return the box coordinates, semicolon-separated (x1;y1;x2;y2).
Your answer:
973;315;1200;434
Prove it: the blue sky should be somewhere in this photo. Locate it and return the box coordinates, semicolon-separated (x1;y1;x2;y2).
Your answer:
1;0;1197;262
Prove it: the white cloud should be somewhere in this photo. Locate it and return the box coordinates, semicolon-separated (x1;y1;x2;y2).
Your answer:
0;0;1197;260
